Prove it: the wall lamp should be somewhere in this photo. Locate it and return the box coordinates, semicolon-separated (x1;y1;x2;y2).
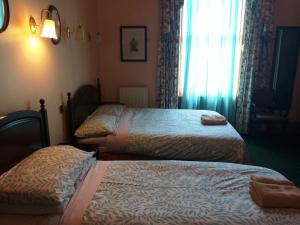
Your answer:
29;9;57;39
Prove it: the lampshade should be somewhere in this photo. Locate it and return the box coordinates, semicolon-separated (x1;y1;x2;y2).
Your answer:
40;19;57;39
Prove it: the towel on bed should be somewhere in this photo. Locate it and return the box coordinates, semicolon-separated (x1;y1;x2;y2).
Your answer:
201;114;227;125
250;180;300;208
250;175;294;186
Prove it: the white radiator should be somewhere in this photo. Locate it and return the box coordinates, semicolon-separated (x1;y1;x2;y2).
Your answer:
119;87;149;107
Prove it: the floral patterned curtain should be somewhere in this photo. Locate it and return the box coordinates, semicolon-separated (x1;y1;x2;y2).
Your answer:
157;0;184;108
235;0;274;134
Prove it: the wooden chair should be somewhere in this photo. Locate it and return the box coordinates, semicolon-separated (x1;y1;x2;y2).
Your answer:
250;89;288;136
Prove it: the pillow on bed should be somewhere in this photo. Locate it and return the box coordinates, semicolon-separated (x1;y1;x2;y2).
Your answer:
0;145;95;215
75;114;118;138
92;104;125;118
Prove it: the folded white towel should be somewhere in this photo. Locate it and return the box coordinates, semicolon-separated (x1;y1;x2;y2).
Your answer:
250;175;294;186
201;114;227;125
250;181;300;208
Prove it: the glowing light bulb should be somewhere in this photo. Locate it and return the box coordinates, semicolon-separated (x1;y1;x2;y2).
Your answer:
40;19;57;39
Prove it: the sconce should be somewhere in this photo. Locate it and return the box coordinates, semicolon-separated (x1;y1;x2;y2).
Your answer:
29;5;61;45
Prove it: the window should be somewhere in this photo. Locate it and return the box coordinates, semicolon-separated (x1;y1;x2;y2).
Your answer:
179;0;245;120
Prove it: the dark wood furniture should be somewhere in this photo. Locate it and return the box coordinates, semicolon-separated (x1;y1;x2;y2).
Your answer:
250;89;288;136
271;27;300;111
0;99;50;175
250;27;300;136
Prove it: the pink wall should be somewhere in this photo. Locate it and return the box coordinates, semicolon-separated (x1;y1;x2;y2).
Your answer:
274;0;300;122
96;0;160;107
97;0;300;121
0;0;100;144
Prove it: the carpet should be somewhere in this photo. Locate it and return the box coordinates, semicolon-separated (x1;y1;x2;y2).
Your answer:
244;136;300;187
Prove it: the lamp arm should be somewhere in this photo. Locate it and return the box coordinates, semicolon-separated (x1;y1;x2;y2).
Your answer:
40;9;50;23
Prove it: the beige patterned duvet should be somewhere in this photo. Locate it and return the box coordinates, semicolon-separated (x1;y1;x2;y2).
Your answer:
82;161;300;225
127;108;246;162
82;108;247;163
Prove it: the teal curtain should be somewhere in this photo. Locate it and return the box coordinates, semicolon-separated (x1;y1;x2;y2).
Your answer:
181;0;244;123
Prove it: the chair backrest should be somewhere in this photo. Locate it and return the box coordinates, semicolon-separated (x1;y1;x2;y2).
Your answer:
252;89;273;109
252;88;289;116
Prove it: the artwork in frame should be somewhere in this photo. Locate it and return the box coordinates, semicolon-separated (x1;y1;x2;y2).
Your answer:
120;26;147;62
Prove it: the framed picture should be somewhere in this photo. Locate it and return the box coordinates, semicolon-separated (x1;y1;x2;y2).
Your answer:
120;26;147;62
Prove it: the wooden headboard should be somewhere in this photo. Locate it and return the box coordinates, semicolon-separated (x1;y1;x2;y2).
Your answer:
0;99;50;175
67;78;101;144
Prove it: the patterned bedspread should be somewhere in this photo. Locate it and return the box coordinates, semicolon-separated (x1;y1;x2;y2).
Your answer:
127;108;246;162
82;161;300;225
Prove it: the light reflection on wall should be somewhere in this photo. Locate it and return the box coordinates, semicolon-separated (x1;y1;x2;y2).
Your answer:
24;35;48;66
21;35;53;79
28;36;39;48
4;14;50;72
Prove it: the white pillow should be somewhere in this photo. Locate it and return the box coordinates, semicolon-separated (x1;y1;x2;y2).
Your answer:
0;145;94;215
75;114;118;138
92;104;125;118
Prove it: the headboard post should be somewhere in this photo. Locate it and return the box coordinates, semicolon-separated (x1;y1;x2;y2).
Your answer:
67;92;75;145
97;77;102;104
39;99;50;146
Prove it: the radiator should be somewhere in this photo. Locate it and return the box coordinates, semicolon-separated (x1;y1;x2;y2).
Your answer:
119;87;149;107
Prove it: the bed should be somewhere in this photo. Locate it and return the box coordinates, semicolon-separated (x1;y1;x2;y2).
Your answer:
0;99;50;174
67;79;246;163
0;105;300;225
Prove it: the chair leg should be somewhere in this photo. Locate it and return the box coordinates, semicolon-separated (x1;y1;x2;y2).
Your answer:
281;120;288;137
249;121;254;137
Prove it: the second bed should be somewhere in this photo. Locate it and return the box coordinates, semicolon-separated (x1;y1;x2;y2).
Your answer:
67;82;246;163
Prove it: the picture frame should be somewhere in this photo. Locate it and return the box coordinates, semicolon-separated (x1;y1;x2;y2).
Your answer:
120;26;147;62
0;0;10;33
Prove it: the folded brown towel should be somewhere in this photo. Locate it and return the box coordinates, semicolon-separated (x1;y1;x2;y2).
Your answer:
201;114;227;125
250;181;300;208
250;175;294;186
